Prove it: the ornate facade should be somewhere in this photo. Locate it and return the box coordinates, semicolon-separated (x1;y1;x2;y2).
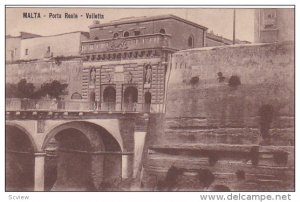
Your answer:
80;15;208;113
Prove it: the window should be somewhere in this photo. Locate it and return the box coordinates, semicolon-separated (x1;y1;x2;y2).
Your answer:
113;33;119;38
123;31;130;37
134;31;141;36
263;9;277;29
159;29;166;34
94;37;99;40
123;86;138;111
71;92;82;100
25;49;29;55
265;9;276;19
188;35;194;48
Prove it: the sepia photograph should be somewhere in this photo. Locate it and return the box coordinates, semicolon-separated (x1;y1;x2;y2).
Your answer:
5;6;295;193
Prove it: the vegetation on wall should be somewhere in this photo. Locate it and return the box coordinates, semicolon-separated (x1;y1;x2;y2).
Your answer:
6;79;68;99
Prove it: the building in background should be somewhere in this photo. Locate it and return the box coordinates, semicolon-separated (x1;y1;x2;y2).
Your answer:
254;8;294;43
6;32;41;62
205;32;233;46
20;31;89;60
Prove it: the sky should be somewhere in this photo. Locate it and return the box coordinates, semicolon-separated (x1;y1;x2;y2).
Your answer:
6;7;255;42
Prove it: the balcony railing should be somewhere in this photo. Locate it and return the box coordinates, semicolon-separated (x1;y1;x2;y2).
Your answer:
6;98;152;113
81;33;171;54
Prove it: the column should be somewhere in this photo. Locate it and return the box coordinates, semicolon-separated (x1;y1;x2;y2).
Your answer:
122;155;129;179
133;132;146;177
122;154;134;179
34;153;46;191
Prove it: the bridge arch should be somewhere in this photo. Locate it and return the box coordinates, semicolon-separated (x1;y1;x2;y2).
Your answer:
42;120;124;151
6;122;38;152
41;121;124;191
5;123;38;191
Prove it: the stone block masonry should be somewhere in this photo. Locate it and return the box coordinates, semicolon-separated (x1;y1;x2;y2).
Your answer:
141;42;294;191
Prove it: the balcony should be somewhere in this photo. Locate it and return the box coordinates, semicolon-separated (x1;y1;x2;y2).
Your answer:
6;98;152;113
81;33;171;54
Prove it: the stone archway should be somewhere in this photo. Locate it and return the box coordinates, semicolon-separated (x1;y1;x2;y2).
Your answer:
42;121;123;191
103;86;116;111
123;86;138;111
5;124;37;191
50;128;97;191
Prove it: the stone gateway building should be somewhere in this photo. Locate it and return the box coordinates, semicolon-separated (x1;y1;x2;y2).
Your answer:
71;14;209;113
5;10;294;192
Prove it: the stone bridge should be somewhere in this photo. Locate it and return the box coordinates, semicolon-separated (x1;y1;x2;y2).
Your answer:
6;109;150;191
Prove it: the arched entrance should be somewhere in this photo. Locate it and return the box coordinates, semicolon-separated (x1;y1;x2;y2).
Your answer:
144;92;151;112
49;128;95;191
103;86;116;111
43;122;122;191
6;125;35;191
123;86;138;111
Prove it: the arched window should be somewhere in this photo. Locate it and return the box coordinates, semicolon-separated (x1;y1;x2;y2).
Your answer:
113;32;119;39
123;86;138;111
159;29;166;34
94;37;99;40
71;92;82;100
188;35;194;48
103;86;116;111
123;31;130;37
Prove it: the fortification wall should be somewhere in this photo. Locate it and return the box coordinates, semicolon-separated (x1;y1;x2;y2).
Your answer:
164;42;294;145
6;59;83;100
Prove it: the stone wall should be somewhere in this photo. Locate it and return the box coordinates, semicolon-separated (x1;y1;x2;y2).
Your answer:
6;59;83;100
165;42;294;145
141;42;294;191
